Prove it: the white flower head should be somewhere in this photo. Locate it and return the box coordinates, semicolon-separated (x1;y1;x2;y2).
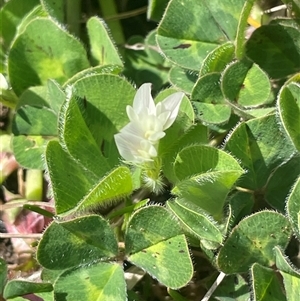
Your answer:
114;83;184;163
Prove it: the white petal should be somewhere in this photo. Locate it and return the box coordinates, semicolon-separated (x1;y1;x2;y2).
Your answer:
120;121;144;138
161;92;184;130
114;133;138;162
133;83;156;114
126;105;139;123
0;73;8;90
148;131;165;142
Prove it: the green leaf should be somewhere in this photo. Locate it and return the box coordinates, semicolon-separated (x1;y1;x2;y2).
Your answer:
221;60;271;107
212;274;250;301
251;263;286;301
125;206;182;254
274;246;300;277
8;18;89;95
274;247;300;301
74;166;133;212
12;135;49;169
173;170;243;218
167;200;223;243
277;82;300;152
193;102;231;125
41;0;64;23
172;145;243;217
224;114;295;190
63;65;123;87
0;258;7;294
280;271;300;301
169;66;198;94
128;234;193;289
125;206;193;288
87;16;123;66
199;42;235;76
147;0;170;22
265;155;300;212
0;0;40;49
286;177;300;240
13;105;57;135
191;72;233;125
59;95;111;178
157;0;245;70
245;20;300;78
160;123;208;184
47;79;65;114
3;280;52;299
217;211;292;274
71;74;135;143
37;215;118;270
53;263;126;301
174;145;243;181
45;141;98;214
235;0;255;59
228;191;254;225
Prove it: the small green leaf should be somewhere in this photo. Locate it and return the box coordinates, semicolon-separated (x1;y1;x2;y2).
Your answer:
0;258;7;294
221;60;271;107
245;20;300;78
147;0;169;21
59;95;111;178
280;271;300;301
224;114;295;190
174;145;243;181
125;206;193;288
75;166;132;212
71;74;135;143
47;79;65;114
169;67;198;94
274;246;300;277
37;215;118;270
193;102;231;125
13;105;57;135
217;211;292;274
0;0;40;49
3;280;52;299
87;16;123;66
54;263;126;301
128;234;193;289
63;65;123;87
200;42;235;76
41;0;64;23
8;18;89;95
192;73;224;104
277;82;300;152
265;155;300;212
12;135;49;169
212;274;250;301
251;263;286;301
274;247;300;301
157;0;245;70
160;123;208;184
172;170;243;218
125;206;182;255
12;86;57;136
286;177;300;240
45;141;98;215
167;200;223;243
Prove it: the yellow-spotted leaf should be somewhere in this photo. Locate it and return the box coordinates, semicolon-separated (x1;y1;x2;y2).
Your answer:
125;206;193;289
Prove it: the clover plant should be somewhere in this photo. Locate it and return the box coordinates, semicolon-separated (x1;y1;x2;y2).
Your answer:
0;0;300;300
